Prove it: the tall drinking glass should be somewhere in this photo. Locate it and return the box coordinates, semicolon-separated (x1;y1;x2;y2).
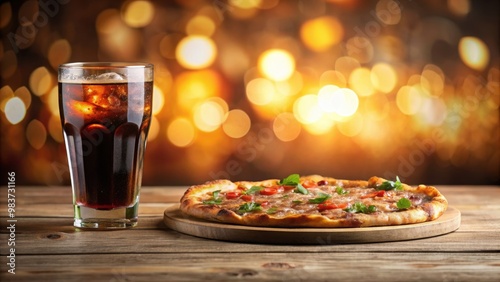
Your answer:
58;62;153;229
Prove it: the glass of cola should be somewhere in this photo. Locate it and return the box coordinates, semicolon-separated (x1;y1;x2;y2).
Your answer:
58;62;153;229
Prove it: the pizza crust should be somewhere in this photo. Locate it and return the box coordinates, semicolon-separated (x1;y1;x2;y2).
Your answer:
179;176;448;228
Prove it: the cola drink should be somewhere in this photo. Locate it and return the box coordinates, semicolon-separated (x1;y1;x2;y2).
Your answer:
58;63;153;229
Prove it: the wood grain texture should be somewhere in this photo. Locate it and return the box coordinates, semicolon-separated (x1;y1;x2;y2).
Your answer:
0;186;499;281
3;252;500;282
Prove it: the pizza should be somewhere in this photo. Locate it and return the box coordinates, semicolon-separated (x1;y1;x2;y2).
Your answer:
179;174;448;228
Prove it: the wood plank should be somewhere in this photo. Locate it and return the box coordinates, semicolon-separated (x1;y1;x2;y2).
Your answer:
1;218;499;255
2;253;499;282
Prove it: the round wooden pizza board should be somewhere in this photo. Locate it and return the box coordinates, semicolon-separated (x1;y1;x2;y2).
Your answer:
163;205;461;244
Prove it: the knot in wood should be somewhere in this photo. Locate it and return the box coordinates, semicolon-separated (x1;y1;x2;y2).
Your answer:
46;234;62;239
226;268;258;277
262;262;296;269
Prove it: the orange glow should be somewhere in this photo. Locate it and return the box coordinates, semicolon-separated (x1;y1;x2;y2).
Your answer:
14;86;32;110
275;71;303;96
0;85;14;112
175;70;222;111
152;85;165;115
176;36;217;69
29;67;53;97
421;68;444;96
293;94;322;124
45;86;59;116
349;67;375;96
459;36;489;71
167;117;196;147
335;56;360;79
258;49;295;81
193;99;226;132
48;115;63;143
396;85;422;115
48;39;72;69
222;109;251;138
121;0;154;28
371;63;397;93
186;15;216;36
338;113;364;137
448;0;470;16
273;113;301;142
70;100;97;115
246;78;275;105
303;115;335;135
26;119;47;150
229;0;262;9
147;116;160;142
96;9;122;34
300;16;344;52
417;96;447;126
320;70;346;87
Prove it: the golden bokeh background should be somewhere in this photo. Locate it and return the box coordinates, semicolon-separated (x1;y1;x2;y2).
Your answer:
0;0;498;186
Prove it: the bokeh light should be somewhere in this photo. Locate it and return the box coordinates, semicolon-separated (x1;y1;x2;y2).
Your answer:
26;119;47;150
152;85;165;115
459;36;490;71
371;63;397;93
121;0;154;28
5;97;26;124
193;99;227;132
349;67;375;96
167;118;196;147
293;94;322;124
186;15;216;36
300;16;343;52
176;36;217;69
396;85;422;115
48;39;72;70
29;67;53;96
258;49;295;81
147;116;160;142
273;113;301;142
448;0;470;16
222;109;251;138
246;78;275;105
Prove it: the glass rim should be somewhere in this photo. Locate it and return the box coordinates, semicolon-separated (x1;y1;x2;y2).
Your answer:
59;62;153;69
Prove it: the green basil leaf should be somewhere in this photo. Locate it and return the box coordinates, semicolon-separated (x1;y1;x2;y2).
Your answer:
294;183;309;195
266;207;278;214
366;205;377;213
292;200;302;204
377;176;404;191
397;197;412;210
245;186;263;195
344;202;377;214
279;173;300;186
394;176;404;191
308;193;331;204
203;190;222;205
336;186;349;195
238;202;262;214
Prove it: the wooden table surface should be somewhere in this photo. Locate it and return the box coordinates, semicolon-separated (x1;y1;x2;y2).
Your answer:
1;185;499;281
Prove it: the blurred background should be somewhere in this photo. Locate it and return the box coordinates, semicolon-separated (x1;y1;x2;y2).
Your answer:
0;0;498;186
